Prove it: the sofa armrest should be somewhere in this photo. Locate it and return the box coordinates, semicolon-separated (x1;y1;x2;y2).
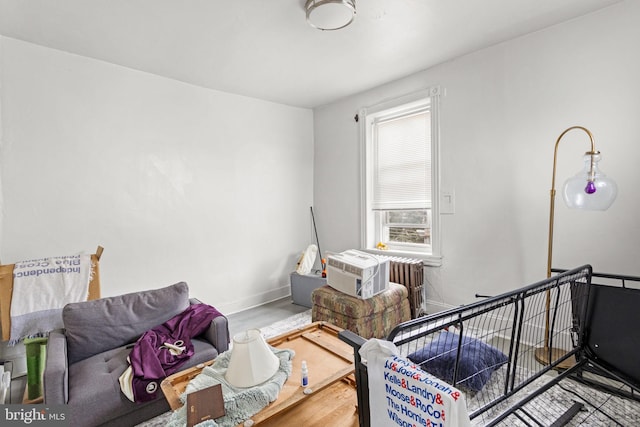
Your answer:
190;298;230;353
43;329;69;404
204;315;230;353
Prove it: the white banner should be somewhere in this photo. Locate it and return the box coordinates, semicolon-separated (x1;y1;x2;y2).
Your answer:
360;339;471;427
9;254;91;343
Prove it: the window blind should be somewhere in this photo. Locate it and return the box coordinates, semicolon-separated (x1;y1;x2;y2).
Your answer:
372;109;431;210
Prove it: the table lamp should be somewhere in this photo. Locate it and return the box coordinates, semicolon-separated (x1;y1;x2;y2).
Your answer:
225;329;279;388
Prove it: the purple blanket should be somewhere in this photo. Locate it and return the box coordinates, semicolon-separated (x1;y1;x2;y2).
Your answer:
128;303;223;402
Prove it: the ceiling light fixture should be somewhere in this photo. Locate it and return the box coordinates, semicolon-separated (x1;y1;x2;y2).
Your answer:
306;0;356;31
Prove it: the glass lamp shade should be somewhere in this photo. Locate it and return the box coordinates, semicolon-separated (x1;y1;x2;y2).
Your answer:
562;153;617;210
225;329;279;388
306;0;356;31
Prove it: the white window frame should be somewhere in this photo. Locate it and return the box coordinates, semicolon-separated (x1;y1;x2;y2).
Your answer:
359;86;442;266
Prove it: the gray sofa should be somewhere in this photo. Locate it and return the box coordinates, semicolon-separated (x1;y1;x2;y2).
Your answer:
43;282;229;427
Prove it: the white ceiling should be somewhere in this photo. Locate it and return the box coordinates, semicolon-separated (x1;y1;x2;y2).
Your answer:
0;0;622;108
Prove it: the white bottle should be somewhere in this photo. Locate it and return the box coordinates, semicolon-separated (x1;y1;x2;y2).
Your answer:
301;360;309;387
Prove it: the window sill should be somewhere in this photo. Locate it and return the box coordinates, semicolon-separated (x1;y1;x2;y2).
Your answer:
360;248;442;267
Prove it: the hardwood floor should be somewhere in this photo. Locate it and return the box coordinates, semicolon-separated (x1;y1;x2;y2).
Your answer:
226;298;309;339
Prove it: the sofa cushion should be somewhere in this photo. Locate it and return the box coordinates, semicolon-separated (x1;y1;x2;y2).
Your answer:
67;338;218;427
63;282;190;364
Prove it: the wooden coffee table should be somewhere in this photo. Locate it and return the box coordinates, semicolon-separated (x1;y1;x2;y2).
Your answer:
161;321;359;427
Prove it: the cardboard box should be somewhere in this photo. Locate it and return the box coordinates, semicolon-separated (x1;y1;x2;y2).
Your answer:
290;272;326;308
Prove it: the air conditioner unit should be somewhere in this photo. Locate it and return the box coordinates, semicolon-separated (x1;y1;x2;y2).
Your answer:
326;250;389;299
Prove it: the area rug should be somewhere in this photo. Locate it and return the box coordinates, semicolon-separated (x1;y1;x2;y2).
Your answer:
252;310;312;339
469;367;640;426
136;309;311;427
444;356;640;427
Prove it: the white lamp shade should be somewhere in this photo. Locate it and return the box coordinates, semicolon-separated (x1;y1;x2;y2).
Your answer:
225;329;279;388
562;153;617;210
306;0;356;31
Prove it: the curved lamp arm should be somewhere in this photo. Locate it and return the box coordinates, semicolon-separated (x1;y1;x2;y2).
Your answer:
538;126;615;367
547;126;597;278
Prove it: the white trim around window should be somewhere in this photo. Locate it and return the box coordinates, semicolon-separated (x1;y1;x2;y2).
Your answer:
359;86;442;266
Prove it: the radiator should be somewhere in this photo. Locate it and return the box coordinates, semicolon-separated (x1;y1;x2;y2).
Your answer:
380;256;425;319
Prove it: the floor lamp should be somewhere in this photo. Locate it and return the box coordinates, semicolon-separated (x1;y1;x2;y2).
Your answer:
533;126;617;367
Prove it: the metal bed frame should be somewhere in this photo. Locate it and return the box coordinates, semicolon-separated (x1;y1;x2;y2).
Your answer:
340;265;640;426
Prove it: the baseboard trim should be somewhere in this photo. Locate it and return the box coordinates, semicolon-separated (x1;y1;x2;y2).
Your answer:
220;285;291;315
423;299;456;315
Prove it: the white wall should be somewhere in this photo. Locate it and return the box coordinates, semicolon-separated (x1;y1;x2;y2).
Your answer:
314;1;640;312
0;37;314;314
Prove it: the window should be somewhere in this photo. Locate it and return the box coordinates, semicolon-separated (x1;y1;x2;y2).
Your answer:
360;87;441;265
